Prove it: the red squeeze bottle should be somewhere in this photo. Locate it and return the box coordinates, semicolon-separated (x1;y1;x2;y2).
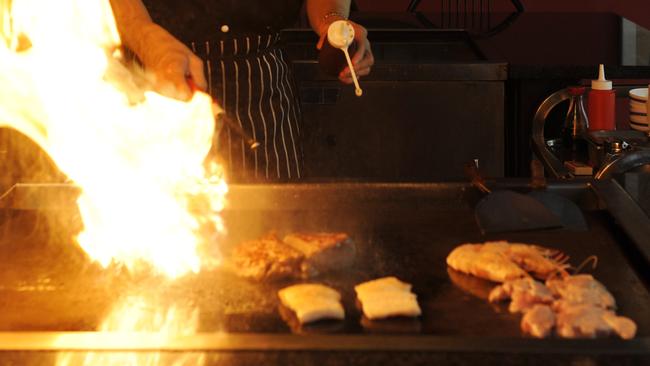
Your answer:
587;64;616;131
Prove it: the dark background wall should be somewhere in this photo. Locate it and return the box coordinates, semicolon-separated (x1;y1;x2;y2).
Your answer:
355;0;650;29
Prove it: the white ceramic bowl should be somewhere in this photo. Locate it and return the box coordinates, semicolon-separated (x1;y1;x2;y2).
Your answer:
629;88;648;103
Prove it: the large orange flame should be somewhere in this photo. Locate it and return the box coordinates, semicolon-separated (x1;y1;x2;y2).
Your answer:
55;294;206;366
0;0;227;278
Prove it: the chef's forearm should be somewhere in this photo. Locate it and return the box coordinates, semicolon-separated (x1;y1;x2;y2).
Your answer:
109;0;173;65
305;0;351;36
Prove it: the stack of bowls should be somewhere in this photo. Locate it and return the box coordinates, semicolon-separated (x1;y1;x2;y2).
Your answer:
629;88;649;132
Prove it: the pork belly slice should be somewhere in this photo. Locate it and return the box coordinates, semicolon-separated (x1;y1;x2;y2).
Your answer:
355;277;421;320
488;277;554;313
555;303;637;339
231;237;304;281
278;284;345;324
546;274;616;309
521;304;555;338
283;232;356;276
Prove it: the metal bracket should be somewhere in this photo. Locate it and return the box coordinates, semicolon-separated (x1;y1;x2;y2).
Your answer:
531;89;573;179
595;150;650;180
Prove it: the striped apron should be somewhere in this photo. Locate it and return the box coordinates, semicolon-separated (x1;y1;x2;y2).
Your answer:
191;33;303;183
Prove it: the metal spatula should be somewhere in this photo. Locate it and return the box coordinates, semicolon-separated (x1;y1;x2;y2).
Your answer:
465;162;563;234
528;160;588;231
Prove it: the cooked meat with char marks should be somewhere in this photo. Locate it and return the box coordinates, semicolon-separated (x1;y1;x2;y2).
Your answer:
283;232;356;277
230;237;303;281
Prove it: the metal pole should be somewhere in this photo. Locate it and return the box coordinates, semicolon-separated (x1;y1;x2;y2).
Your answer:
407;0;422;12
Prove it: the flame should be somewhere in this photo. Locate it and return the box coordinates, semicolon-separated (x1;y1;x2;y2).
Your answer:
56;294;206;366
0;0;227;278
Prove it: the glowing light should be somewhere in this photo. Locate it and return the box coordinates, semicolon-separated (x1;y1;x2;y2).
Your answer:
55;294;206;366
0;0;227;278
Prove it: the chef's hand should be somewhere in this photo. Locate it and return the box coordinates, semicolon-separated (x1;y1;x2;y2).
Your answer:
139;25;207;101
317;20;374;85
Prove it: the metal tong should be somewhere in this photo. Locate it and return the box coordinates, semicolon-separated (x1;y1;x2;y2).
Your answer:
217;113;261;150
187;79;260;150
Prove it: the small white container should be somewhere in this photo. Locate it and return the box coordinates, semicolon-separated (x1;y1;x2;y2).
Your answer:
629;88;648;102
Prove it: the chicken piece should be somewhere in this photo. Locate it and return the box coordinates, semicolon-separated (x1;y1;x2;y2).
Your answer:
521;304;556;338
546;274;616;309
446;243;528;283
488;277;554;313
602;311;638;340
555;303;636;339
283;232;356;277
355;277;421;320
278;284;345;324
230;237;304;281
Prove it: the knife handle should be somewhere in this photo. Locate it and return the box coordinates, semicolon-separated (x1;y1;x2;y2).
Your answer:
187;77;260;150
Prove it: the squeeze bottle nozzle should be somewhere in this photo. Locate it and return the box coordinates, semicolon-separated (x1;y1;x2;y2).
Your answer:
592;64;612;91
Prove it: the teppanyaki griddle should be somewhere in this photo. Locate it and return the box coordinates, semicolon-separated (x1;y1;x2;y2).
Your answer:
0;181;649;364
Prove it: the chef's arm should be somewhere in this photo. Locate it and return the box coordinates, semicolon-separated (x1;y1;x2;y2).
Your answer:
305;0;374;83
109;0;206;100
306;0;351;37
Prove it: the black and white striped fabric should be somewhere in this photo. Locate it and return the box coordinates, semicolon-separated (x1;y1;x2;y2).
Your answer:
191;33;303;182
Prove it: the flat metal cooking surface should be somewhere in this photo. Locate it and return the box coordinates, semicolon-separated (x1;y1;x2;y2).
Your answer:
0;183;649;354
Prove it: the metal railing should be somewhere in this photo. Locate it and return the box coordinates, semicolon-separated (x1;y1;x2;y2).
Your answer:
531;86;650;179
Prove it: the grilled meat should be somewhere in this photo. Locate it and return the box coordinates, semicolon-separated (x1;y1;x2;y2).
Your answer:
488;277;554;313
555;304;636;339
230;236;304;281
448;242;637;339
447;243;527;283
283;232;356;277
521;304;555;338
446;242;567;283
546;274;616;309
